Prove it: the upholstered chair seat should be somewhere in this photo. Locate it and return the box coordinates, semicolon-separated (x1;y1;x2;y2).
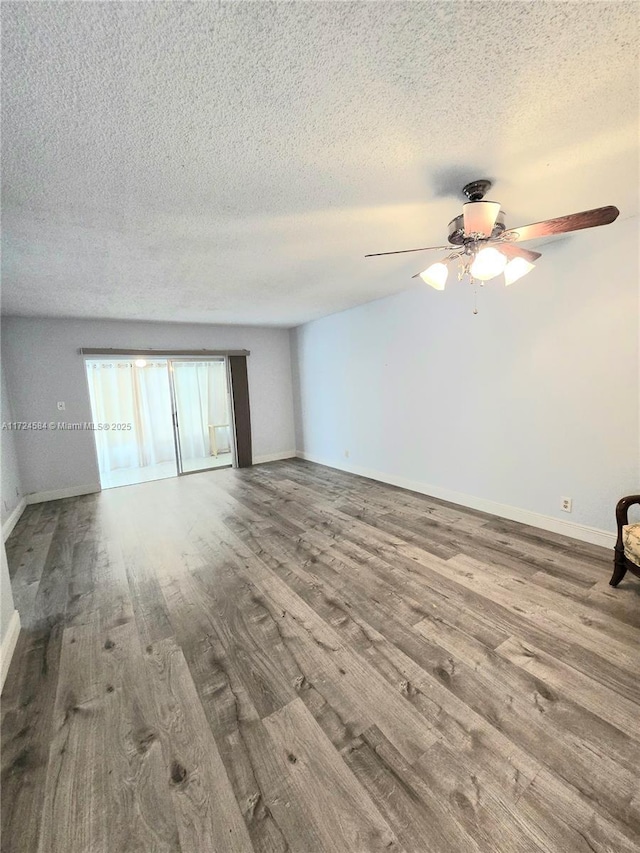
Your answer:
611;496;640;586
622;523;640;567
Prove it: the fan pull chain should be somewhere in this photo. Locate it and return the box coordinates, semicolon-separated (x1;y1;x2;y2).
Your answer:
471;275;479;315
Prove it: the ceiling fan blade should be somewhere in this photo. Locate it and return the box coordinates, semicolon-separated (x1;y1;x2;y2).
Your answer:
365;245;455;258
501;205;619;243
494;244;542;263
463;201;501;238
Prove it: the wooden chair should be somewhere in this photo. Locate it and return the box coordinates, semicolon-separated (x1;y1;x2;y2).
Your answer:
610;495;640;586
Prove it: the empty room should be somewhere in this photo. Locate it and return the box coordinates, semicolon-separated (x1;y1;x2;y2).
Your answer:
1;2;639;852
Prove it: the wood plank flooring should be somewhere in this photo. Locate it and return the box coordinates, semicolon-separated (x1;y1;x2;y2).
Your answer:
2;459;640;853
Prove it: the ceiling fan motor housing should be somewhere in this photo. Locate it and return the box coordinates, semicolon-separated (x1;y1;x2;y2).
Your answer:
462;179;493;202
448;209;506;245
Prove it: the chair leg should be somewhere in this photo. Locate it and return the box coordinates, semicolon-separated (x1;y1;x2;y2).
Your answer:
610;549;628;587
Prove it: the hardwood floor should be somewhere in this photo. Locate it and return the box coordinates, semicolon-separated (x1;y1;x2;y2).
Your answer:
2;459;640;853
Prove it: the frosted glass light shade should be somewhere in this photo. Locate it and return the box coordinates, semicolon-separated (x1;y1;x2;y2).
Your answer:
504;257;535;286
463;201;501;238
470;247;507;281
419;262;448;290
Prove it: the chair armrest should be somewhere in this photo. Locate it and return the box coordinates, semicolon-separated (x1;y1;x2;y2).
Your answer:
615;495;640;551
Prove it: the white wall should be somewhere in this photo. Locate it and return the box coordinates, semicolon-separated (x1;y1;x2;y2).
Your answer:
1;358;22;683
1;317;296;499
1;361;24;529
1;536;19;691
0;368;20;678
0;542;17;656
291;217;639;542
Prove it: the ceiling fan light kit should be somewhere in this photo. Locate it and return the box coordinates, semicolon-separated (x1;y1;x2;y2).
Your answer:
462;201;502;240
419;262;448;290
504;256;536;287
469;246;508;281
366;180;619;309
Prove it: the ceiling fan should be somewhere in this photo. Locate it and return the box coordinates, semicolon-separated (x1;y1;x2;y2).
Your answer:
365;180;619;293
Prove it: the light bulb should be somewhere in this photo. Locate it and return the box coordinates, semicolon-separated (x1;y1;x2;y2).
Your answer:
470;247;507;281
504;257;535;286
419;262;448;290
134;359;147;368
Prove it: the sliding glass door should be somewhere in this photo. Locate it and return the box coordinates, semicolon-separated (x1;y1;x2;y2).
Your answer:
86;358;178;488
86;356;236;488
169;358;236;474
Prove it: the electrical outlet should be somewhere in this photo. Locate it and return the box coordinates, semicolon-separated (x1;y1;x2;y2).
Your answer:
57;401;66;411
561;497;572;513
344;449;350;459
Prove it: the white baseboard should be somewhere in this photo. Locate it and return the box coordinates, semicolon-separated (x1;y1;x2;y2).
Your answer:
296;452;616;550
26;483;101;505
1;609;21;692
2;497;27;541
253;451;297;465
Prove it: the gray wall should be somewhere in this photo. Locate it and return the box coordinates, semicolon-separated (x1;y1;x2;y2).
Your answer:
291;216;639;536
1;317;296;498
1;361;24;527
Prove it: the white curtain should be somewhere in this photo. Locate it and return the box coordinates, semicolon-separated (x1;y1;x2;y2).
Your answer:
86;360;176;473
172;361;231;459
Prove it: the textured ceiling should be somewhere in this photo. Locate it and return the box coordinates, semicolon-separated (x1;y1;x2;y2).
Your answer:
2;1;638;327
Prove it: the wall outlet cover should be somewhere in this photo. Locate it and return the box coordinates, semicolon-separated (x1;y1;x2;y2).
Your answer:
561;497;572;513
